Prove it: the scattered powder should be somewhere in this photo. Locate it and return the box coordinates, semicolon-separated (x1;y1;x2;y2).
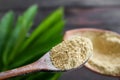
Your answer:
78;31;120;76
50;36;93;70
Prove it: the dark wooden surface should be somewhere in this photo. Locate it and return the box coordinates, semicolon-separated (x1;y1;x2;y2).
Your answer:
0;0;120;80
60;67;118;80
1;0;120;10
65;7;120;33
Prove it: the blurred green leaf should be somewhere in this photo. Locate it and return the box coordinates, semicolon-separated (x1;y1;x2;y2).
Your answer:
31;20;65;48
9;7;64;68
0;5;65;80
2;5;38;66
21;7;64;52
50;73;61;80
0;11;14;69
8;5;38;63
10;34;62;68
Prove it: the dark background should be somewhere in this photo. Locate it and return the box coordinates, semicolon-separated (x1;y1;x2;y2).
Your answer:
0;0;120;80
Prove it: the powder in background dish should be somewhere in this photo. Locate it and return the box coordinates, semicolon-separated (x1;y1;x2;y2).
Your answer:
50;36;93;70
78;31;120;76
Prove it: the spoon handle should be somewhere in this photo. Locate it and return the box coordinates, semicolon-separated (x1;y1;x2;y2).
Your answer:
0;62;40;80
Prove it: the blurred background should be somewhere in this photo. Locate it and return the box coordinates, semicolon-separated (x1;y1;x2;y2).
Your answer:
0;0;120;80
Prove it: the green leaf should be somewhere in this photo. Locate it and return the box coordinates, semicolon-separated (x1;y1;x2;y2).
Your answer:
2;5;38;66
9;72;61;80
8;5;38;63
21;7;64;52
27;72;60;80
2;16;24;66
0;6;65;80
0;11;14;69
26;72;46;80
10;35;62;68
50;73;61;80
31;20;65;48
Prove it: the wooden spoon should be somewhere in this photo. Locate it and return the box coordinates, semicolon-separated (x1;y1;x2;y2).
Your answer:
0;50;90;80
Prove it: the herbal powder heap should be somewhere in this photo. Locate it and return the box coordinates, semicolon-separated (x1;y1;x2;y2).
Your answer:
50;36;93;70
78;31;120;76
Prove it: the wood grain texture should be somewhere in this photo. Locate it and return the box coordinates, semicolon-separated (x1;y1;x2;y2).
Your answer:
0;7;120;33
60;67;118;80
0;0;120;10
65;7;120;33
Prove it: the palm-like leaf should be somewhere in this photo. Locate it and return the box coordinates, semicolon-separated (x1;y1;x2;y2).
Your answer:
0;11;14;70
0;5;65;80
